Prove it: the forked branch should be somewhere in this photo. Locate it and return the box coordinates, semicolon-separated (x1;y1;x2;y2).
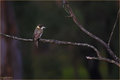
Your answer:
63;0;120;63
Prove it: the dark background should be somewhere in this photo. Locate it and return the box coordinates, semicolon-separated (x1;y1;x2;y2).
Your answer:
1;1;119;79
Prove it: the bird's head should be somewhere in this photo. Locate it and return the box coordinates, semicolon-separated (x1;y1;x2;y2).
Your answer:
37;24;45;29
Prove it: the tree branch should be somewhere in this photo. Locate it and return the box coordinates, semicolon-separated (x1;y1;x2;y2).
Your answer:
63;0;120;63
0;33;101;57
108;9;119;46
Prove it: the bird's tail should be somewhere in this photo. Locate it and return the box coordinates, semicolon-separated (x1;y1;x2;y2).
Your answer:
34;40;38;48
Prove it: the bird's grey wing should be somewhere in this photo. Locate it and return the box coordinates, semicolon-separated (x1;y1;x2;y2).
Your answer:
34;33;41;41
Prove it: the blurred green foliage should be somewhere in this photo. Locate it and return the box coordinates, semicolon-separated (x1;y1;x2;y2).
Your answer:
13;1;119;79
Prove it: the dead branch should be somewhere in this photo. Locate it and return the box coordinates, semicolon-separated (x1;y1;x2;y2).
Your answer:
0;1;119;67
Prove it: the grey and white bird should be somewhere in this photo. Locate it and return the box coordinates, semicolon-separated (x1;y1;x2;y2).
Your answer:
33;24;45;47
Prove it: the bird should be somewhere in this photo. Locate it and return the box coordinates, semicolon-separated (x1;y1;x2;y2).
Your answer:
33;24;45;48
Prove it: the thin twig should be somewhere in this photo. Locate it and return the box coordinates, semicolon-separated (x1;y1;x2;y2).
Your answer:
0;33;101;57
108;9;119;46
63;0;120;63
86;56;120;67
